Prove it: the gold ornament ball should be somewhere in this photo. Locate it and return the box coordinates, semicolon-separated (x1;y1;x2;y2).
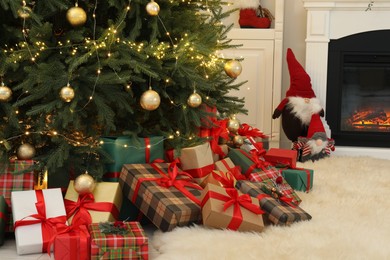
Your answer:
233;135;244;147
187;92;202;108
146;1;160;16
0;85;12;102
17;143;36;160
67;6;87;27
140;89;161;111
18;6;32;19
74;173;96;195
227;118;240;133
224;60;242;78
60;85;75;102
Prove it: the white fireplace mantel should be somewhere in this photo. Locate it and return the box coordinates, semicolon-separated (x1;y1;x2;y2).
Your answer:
302;0;390;160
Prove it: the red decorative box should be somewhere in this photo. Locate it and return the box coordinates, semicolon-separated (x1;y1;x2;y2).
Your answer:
54;225;90;260
264;148;298;168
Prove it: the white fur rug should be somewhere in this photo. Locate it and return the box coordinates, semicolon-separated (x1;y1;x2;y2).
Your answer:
149;156;390;260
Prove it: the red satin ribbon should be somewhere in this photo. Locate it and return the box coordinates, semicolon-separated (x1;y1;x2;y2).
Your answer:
14;190;67;253
256;189;296;208
144;138;150;163
208;119;229;157
211;171;235;188
295;167;311;192
49;224;90;258
239;150;272;176
238;124;268;139
184;163;215;178
220;160;246;181
64;193;119;227
201;188;264;230
132;161;202;206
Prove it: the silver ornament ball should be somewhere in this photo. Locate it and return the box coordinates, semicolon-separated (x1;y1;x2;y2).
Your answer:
17;143;36;160
146;1;160;16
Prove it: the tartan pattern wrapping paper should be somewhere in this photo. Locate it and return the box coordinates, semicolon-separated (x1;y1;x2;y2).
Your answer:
0;160;35;232
235;180;312;225
89;222;148;260
119;163;202;232
248;168;302;205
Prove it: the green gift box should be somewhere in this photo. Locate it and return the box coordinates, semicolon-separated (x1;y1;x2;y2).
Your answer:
100;136;165;180
281;168;314;193
227;149;271;176
0;195;7;246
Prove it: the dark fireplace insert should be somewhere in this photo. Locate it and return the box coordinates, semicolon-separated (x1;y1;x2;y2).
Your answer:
326;30;390;148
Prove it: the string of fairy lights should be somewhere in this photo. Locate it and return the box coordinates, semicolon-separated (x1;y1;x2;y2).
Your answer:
0;0;244;159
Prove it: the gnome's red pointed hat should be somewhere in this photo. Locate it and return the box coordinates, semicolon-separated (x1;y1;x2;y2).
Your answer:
307;114;327;139
285;48;316;98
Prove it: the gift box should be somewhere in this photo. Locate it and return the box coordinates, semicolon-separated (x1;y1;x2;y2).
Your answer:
119;163;202;232
54;225;90;260
201;183;265;232
228;149;272;177
89;221;148;260
212;144;229;162
0;195;7;246
179;142;215;184
0;160;35;232
100;136;165;181
236;181;311;225
264;148;298;168
281;168;314;193
248;168;302;205
11;188;68;255
64;181;122;227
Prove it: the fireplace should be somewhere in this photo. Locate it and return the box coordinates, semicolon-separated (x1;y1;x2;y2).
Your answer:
326;30;390;147
302;0;390;159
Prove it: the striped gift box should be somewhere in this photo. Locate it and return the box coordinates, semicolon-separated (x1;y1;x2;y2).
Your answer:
248;167;302;205
89;222;148;260
0;160;35;232
119;163;202;232
235;180;311;225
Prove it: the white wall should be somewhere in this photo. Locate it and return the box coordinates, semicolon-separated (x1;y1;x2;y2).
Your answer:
280;1;307;148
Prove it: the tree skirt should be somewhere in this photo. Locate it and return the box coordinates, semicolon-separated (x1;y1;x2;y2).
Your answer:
149;156;390;259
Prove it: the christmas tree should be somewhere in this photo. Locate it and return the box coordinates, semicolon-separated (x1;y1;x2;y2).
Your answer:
0;0;246;184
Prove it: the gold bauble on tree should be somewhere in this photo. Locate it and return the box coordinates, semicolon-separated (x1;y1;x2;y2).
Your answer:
0;84;12;102
67;5;87;27
60;84;75;102
18;6;32;19
17;143;36;160
233;135;244;147
224;60;242;78
140;89;161;111
227;117;240;133
146;0;160;16
187;92;202;108
74;172;96;195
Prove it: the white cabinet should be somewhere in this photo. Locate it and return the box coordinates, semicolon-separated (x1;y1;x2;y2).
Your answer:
223;0;284;148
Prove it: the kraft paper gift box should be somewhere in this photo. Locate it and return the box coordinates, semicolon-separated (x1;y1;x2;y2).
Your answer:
201;183;265;232
0;160;35;232
235;180;312;225
53;225;90;260
89;221;148;260
281;168;314;193
0;195;7;246
228;149;272;177
179;142;215;184
11;188;68;255
248;168;302;205
119;163;202;232
64;181;123;226
100;135;165;181
263;148;298;168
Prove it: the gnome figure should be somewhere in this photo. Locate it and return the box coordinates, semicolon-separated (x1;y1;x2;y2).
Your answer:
235;0;272;29
293;114;335;162
272;48;324;142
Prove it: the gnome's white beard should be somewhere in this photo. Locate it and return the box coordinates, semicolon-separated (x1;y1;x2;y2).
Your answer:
306;138;328;155
287;97;323;125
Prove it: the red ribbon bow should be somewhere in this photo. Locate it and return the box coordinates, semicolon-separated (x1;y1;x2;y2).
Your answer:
238;124;268;139
64;192;119;227
14;190;67;253
202;188;264;230
241;150;272;176
208;119;229;157
211;171;236;188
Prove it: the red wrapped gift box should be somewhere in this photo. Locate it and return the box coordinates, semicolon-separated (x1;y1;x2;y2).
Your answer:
54;225;90;260
264;148;298;169
0;160;35;232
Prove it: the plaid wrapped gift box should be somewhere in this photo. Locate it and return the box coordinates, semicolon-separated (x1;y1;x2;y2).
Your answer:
227;149;272;177
248;167;302;205
0;195;7;246
236;180;311;225
281;168;314;193
119;163;202;232
89;222;148;260
0;160;35;232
